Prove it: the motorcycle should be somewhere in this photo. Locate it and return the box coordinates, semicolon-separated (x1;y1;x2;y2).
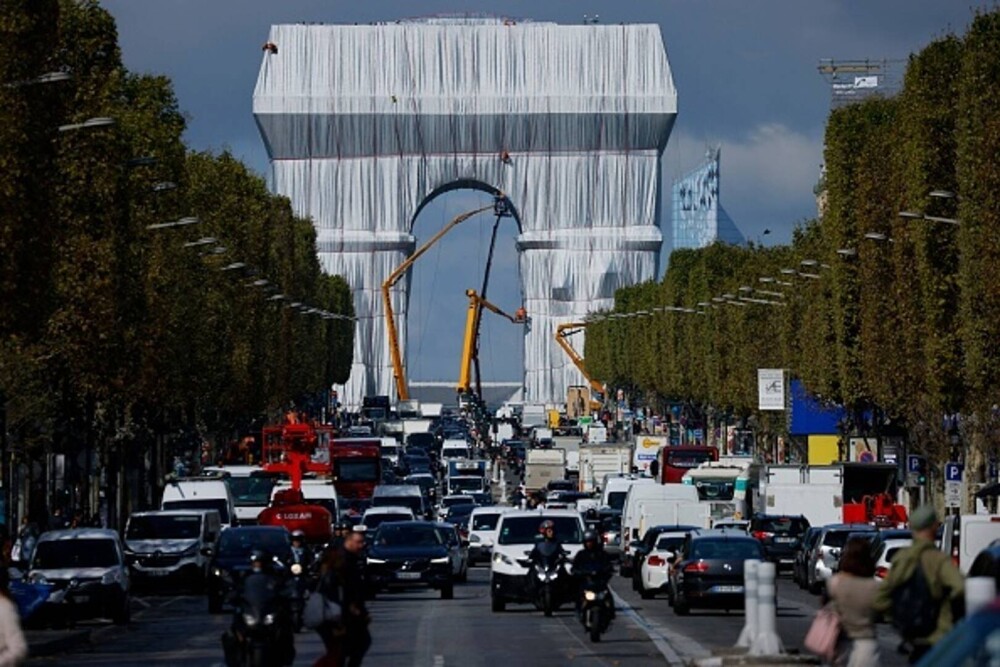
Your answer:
578;569;613;642
222;569;295;667
528;545;566;617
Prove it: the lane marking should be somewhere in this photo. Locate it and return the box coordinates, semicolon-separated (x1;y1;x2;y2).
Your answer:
611;587;710;665
433;656;445;667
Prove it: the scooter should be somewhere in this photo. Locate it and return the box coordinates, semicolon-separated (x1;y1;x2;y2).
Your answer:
578;570;614;642
529;548;566;617
222;570;295;667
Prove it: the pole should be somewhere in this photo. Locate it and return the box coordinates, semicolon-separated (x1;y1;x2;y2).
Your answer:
750;561;784;655
473;214;503;400
736;559;759;647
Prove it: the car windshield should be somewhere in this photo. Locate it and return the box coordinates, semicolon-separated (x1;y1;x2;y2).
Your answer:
691;539;762;560
607;491;628;511
450;478;483;491
498;516;583;545
435;527;459;546
33;538;119;570
365;513;411;528
406;434;435;448
756;517;808;536
216;529;290;559
372;495;422;514
227;476;277;507
127;515;202;540
823;530;856;548
336;460;379;482
443;448;470;458
375;524;443;547
162;499;230;524
443;497;473;508
406;476;435;489
655;536;685;551
693;479;735;501
472;513;502;531
667;450;715;469
447;504;474;519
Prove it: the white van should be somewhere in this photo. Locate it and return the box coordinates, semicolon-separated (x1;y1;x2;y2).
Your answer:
124;509;221;584
941;514;1000;574
380;438;401;467
371;484;427;518
203;466;277;526
161;479;235;528
270;480;340;521
441;439;472;461
600;475;653;512
619;483;701;576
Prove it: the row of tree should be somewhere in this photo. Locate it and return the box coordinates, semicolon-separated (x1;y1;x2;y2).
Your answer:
0;0;354;525
585;10;1000;487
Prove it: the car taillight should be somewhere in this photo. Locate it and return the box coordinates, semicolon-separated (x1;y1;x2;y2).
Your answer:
752;531;773;541
647;555;665;567
684;561;709;573
875;566;889;579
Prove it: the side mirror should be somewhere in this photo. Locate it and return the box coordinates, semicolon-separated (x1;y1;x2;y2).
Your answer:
200;547;214;557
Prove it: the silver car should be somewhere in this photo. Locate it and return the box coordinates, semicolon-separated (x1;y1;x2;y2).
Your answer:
806;524;876;593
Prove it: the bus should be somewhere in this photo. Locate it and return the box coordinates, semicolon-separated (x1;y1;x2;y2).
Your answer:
657;445;719;484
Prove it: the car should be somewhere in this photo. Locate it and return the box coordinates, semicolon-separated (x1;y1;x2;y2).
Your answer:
867;528;911;563
910;600;1000;665
361;506;416;531
437;494;476;521
668;531;765;615
489;509;585;612
638;528;697;599
206;526;292;613
792;527;823;589
372;484;428;518
597;510;623;560
712;519;749;532
404;473;439;505
872;535;912;581
29;529;131;625
468;507;508;566
365;521;457;599
966;538;1000;588
124;509;221;587
546;480;576;493
434;522;469;582
805;524;877;594
749;514;810;570
443;503;475;537
161;478;236;529
630;524;702;593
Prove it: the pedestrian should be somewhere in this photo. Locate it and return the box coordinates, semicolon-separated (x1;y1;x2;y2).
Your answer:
825;537;879;666
312;546;346;667
47;507;65;532
873;505;965;664
341;529;371;667
0;567;27;666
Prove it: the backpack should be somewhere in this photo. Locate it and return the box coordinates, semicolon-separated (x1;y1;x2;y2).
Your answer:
890;559;940;640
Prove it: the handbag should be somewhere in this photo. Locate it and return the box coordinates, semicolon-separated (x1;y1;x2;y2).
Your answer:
804;604;841;662
303;592;342;629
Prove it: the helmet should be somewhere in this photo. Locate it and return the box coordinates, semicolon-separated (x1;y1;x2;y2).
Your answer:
538;519;555;535
583;530;599;548
249;549;267;565
291;529;305;541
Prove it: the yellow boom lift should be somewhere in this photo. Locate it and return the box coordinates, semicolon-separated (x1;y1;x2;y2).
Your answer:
382;203;496;401
456;289;526;394
554;321;605;411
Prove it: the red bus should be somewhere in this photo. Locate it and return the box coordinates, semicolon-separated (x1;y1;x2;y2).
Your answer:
329;438;382;500
657;445;719;484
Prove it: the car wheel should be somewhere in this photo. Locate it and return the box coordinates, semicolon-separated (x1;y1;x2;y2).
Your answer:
491;594;506;612
807;573;822;595
639;582;654;600
441;584;454;600
673;594;690;616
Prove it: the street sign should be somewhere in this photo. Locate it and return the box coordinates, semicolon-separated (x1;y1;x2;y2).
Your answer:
945;462;964;482
945;461;964;509
908;455;922;473
758;369;785;411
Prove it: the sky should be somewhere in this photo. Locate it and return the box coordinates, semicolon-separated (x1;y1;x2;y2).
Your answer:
102;0;982;382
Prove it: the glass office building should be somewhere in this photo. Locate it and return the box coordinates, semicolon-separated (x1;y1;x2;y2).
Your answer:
671;148;744;251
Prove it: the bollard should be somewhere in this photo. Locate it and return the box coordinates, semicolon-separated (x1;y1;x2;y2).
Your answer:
749;561;784;656
966;576;997;617
736;559;759;648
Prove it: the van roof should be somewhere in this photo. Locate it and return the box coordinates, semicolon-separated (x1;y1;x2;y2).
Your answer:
37;528;120;542
373;485;422;496
129;509;219;519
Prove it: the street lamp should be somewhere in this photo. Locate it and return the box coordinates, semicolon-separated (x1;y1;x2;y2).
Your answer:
780;268;797;275
864;232;888;242
58;116;115;133
800;259;819;267
182;237;217;248
4;71;72;88
220;262;247;272
930;190;956;200
759;277;775;283
837;247;857;257
151;181;178;193
147;216;200;231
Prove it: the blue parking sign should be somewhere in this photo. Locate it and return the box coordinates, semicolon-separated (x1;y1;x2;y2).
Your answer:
945;462;964;482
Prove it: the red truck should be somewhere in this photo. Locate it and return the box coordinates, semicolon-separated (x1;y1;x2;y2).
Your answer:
328;437;382;501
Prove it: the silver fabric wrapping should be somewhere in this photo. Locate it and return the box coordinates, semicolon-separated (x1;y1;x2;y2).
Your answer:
254;19;676;407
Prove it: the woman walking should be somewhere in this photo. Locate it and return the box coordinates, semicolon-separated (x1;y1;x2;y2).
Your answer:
312;546;346;667
826;537;880;667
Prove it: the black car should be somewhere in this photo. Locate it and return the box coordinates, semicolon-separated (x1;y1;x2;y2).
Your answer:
629;524;701;591
404;473;439;504
792;526;823;589
403;455;432;475
406;432;436;451
749;514;810;569
207;526;292;613
365;521;456;599
669;532;765;615
967;538;1000;589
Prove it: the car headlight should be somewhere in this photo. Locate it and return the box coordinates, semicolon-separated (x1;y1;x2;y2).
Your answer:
367;558;386;565
291;563;303;575
584;591;597;601
180;544;199;557
242;613;257;627
493;553;513;566
101;570;122;585
430;557;450;564
28;573;48;585
469;535;481;544
212;568;223;578
263;613;275;626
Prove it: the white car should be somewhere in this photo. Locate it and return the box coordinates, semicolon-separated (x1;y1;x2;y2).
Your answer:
638;530;690;599
489;509;585;612
468;507;509;566
713;519;749;532
873;537;912;581
361;506;415;531
437;495;476;522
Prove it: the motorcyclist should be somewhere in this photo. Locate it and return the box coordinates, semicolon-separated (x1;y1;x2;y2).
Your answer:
290;530;314;570
224;550;295;667
571;530;615;617
529;519;566;565
328;519;352;551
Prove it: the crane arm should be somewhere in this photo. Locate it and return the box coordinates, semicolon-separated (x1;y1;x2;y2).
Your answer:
382;202;496;401
554;321;605;397
457;289;525;394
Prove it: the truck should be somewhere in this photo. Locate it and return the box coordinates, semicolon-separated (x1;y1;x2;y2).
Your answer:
401;418;433;438
578;443;633;494
585;423;608;444
521;404;548;429
940;514;1000;573
759;463;907;528
524;448;567;492
633;435;668;474
328;437;383;500
421;403;444;418
446;459;489;495
682;458;760;522
494;421;515;444
532;427;554;448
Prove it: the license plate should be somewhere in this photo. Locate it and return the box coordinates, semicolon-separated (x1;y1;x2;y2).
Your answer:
143;568;173;576
775;537;796;544
71;595;90;604
710;585;743;594
395;572;421;580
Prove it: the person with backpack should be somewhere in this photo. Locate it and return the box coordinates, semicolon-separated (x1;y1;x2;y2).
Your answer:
873;505;965;664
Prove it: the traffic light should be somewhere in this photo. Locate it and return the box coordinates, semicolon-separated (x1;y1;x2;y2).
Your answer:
916;456;928;485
